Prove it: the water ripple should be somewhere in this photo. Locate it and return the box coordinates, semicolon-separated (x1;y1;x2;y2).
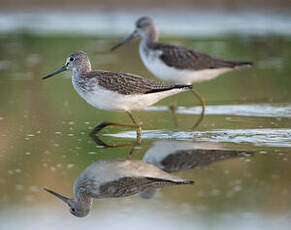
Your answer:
144;104;291;118
106;128;291;147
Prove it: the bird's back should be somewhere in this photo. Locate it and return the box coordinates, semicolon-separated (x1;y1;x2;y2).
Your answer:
150;42;252;71
83;70;192;95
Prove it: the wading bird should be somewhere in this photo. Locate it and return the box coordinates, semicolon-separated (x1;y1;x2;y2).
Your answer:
111;17;252;127
43;51;193;139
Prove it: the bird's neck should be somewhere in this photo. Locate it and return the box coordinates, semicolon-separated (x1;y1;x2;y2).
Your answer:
75;192;93;208
73;66;91;78
73;62;92;76
142;26;159;45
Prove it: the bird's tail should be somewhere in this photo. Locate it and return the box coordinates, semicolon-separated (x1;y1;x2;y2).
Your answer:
145;84;192;94
173;84;193;90
174;180;195;185
146;177;194;185
233;61;253;68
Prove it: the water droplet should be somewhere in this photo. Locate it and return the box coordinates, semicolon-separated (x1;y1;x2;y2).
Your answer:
29;186;39;192
271;174;280;179
15;184;23;191
24;195;34;202
67;164;74;169
50;167;56;172
64;100;69;107
210;189;221;196
233;185;242;192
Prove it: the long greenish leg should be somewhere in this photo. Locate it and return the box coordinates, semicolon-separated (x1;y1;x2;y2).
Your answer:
90;130;141;157
191;88;206;129
127;111;142;143
169;95;179;129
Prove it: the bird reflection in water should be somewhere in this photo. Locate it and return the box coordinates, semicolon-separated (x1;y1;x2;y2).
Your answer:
143;140;253;172
44;158;193;217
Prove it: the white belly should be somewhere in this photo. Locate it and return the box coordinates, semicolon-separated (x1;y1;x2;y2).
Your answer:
140;45;232;84
73;78;186;112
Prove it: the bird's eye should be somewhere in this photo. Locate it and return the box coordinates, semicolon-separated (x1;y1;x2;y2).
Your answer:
69;57;74;62
71;208;75;212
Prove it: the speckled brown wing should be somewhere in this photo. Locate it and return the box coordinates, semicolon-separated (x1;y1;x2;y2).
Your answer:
98;177;187;198
152;43;252;71
85;71;191;95
161;149;254;173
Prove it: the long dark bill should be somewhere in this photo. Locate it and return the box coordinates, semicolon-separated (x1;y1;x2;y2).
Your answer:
42;65;67;80
43;187;70;204
110;30;138;51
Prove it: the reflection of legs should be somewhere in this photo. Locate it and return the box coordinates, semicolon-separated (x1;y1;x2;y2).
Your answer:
90;121;136;134
169;95;179;129
127;111;142;142
90;111;142;141
89;132;135;148
192;88;206;129
89;131;141;158
127;144;141;159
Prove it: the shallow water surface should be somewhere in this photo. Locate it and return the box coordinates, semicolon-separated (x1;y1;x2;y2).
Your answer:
0;13;291;229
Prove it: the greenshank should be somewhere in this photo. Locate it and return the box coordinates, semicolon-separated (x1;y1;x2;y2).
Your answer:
44;158;193;217
43;51;192;138
111;16;253;123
